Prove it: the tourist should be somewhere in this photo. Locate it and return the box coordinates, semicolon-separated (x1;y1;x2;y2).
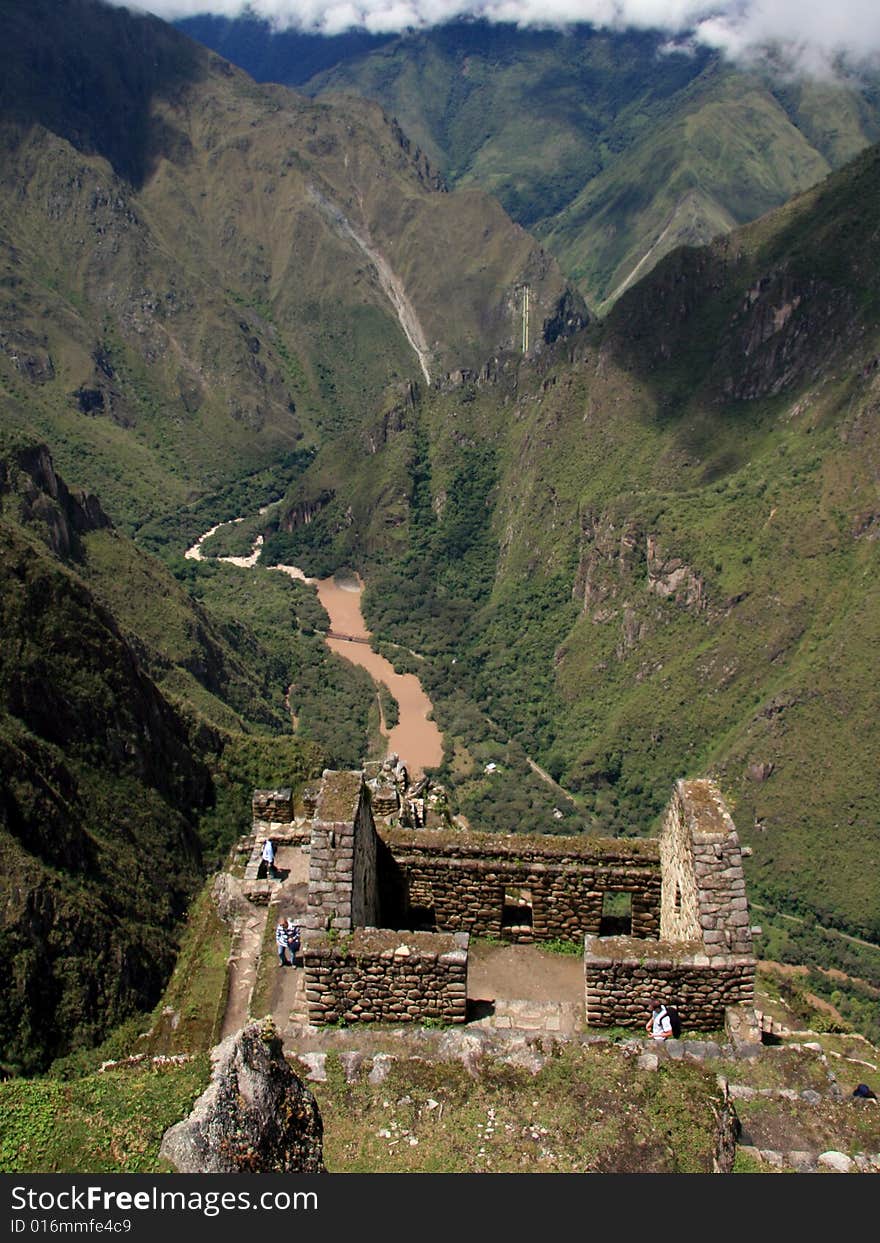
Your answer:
646;999;673;1041
261;837;278;879
276;917;291;967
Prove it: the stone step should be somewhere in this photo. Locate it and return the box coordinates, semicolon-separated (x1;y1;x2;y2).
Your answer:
468;998;582;1035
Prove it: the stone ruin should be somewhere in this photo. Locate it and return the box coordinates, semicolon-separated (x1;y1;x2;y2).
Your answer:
584;779;756;1030
363;753;450;829
245;768;755;1032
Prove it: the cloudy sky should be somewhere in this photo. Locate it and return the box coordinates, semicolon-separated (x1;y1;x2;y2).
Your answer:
119;1;880;74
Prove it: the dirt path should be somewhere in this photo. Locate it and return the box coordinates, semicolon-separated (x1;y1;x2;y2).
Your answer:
265;846;310;1036
220;846;311;1041
525;757;578;807
220;905;269;1040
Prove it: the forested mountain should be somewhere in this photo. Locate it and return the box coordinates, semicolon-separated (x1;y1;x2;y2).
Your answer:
1;0;879;1073
265;142;880;952
178;15;880;309
0;0;576;532
0;0;580;1069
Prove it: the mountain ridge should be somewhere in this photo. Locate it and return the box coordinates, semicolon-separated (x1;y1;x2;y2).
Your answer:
178;15;880;309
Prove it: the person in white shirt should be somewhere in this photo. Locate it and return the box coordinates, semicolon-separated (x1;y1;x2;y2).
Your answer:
646;999;673;1040
275;918;291;967
261;837;278;879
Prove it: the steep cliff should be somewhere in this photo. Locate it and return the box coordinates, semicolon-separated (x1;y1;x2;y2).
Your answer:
0;441;323;1072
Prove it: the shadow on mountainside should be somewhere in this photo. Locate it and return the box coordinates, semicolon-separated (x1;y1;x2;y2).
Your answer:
0;0;206;188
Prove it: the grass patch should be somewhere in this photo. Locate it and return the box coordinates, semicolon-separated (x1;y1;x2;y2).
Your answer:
249;904;282;1022
309;1044;722;1173
141;881;232;1056
541;938;583;956
0;1058;210;1173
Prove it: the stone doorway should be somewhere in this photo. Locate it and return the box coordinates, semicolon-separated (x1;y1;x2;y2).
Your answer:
501;886;533;942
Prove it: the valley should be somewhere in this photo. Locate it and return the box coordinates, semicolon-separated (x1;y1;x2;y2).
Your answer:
187;512;444;774
1;0;879;1181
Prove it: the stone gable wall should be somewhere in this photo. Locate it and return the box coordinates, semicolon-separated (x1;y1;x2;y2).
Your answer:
252;788;294;824
352;786;380;929
660;779;752;956
386;832;661;941
303;930;468;1025
306;771;377;933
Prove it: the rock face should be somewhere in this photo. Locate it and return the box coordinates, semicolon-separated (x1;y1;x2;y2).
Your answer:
160;1022;325;1173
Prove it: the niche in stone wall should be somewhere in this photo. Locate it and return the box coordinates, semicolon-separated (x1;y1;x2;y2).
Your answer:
600;891;632;936
501;886;533;938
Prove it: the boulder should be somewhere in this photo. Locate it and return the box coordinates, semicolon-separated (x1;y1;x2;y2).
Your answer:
818;1150;854;1173
159;1021;324;1173
367;1053;395;1084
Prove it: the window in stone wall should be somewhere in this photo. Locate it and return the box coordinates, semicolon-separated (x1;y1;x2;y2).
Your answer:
674;883;682;914
408;883;437;931
600;890;632;936
501;886;533;934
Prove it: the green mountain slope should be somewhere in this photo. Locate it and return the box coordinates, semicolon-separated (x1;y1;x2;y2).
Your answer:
297;22;880;309
0;434;341;1072
265;143;880;948
0;0;577;534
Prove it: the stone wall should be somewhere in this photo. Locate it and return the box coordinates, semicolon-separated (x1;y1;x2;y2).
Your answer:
660;779;752;956
584;936;755;1029
306;771;379;933
252;787;312;846
303;930;468;1025
252;788;294;824
385;829;661;942
585;779;756;1030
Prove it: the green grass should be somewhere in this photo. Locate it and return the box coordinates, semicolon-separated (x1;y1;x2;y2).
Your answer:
0;1059;210;1173
140;880;233;1057
249;905;282;1023
541;938;583;956
311;1044;723;1173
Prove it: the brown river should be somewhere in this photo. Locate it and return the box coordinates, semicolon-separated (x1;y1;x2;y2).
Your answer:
186;525;443;776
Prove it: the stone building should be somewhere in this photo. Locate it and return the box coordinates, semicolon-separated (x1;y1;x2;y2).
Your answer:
248;769;755;1031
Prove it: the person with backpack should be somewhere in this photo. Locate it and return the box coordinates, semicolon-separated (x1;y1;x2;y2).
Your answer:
286;921;301;967
276;917;291;967
646;999;680;1040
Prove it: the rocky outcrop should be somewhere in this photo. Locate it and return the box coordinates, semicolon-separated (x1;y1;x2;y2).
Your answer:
160;1022;325;1173
571;512;706;661
712;1078;740;1173
646;534;706;611
364;381;418;454
572;509;644;615
279;490;335;532
542;288;589;344
0;443;110;560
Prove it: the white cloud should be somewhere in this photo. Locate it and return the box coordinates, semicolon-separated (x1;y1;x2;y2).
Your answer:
118;1;880;73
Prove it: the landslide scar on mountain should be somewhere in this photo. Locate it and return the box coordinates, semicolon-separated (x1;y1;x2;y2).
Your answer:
307;183;432;385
